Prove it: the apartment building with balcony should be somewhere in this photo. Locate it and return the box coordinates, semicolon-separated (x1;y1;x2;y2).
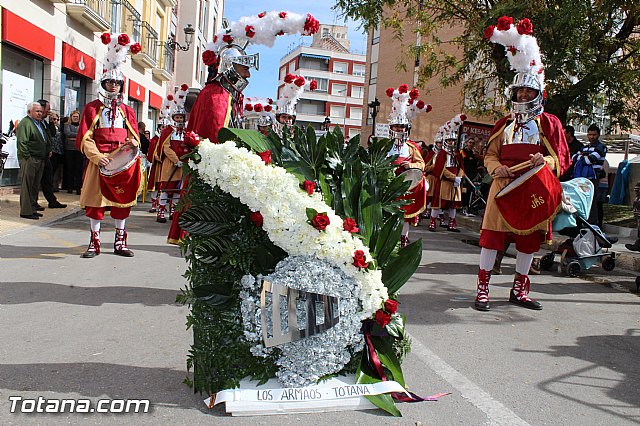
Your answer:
277;24;366;140
0;0;179;186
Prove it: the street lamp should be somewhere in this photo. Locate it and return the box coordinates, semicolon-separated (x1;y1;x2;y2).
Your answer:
368;97;380;136
165;24;195;52
323;116;331;132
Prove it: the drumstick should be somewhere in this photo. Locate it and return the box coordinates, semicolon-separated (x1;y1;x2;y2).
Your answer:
491;160;532;177
105;143;127;160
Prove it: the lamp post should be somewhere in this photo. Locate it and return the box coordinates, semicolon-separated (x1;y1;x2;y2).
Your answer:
368;97;380;137
165;24;195;52
323;116;331;132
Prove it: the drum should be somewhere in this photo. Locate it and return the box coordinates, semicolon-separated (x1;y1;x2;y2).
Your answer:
399;168;425;191
495;163;562;233
99;144;142;205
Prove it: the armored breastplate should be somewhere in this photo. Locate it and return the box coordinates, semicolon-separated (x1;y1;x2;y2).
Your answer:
98;105;125;129
503;120;541;146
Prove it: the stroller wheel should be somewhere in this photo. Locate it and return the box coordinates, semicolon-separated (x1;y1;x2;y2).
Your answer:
540;253;554;270
567;261;581;277
602;256;616;272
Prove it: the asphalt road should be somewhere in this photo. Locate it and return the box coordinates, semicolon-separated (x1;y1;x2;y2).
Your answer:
1;206;639;425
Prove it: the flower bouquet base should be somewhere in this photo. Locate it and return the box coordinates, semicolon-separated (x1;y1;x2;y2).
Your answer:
204;374;409;416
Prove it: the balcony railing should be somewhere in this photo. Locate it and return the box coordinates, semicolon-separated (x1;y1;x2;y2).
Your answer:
132;21;158;67
67;0;111;32
120;0;141;43
153;45;175;81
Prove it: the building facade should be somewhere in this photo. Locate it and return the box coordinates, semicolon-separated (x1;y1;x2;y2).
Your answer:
0;0;179;186
278;24;366;140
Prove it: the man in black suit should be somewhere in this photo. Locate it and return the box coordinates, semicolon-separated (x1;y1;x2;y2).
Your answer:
16;102;47;219
36;99;66;209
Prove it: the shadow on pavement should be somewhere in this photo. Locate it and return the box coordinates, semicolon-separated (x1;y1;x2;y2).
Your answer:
0;244;85;259
0;282;181;306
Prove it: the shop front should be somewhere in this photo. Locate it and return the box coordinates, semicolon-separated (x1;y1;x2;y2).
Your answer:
127;79;146;122
60;43;96;118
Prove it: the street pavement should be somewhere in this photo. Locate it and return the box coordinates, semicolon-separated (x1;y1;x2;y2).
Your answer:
1;204;639;425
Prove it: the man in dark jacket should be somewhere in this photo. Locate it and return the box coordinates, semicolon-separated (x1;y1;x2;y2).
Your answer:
572;124;606;224
37;99;66;209
559;125;584;182
16;102;48;219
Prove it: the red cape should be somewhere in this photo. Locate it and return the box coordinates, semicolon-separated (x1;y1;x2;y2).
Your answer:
157;126;174;159
148;135;159;160
186;81;233;143
76;99;138;150
489;112;570;177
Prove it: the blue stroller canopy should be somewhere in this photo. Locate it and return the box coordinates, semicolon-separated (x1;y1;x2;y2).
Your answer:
553;178;594;231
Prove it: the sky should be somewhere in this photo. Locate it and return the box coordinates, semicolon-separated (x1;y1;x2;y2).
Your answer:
223;1;367;99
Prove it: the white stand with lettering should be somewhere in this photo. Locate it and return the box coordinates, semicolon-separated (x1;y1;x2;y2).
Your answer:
204;374;407;416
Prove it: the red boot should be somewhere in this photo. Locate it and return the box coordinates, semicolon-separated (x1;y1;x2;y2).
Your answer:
156;205;167;223
510;273;542;310
474;269;491;311
148;197;158;213
428;218;437;232
400;235;409;248
81;231;100;258
447;218;460;232
114;228;134;257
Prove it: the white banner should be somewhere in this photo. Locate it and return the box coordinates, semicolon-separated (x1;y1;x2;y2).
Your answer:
1;70;35;169
64;88;78;117
204;380;407;407
375;123;389;138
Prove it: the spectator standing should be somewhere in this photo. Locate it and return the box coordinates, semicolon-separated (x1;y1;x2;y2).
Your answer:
595;158;610;229
559;125;584;182
572;124;607;225
460;137;481;215
138;122;150;155
63;110;83;195
36;99;66;209
624;182;640;252
48;112;64;192
16;102;47;219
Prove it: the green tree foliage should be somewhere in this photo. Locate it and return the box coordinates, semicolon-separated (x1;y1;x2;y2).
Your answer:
334;0;640;130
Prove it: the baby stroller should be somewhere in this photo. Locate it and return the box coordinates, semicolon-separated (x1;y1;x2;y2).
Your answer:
539;178;616;277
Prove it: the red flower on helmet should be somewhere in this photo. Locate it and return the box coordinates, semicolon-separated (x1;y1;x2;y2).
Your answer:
276;30;285;36
202;50;217;66
117;34;130;46
516;18;534;35
398;84;409;94
483;25;495;40
409;88;420;100
496;16;513;31
279;11;287;19
416;100;426;109
258;150;272;165
268;98;274;104
222;34;233;44
245;103;253;111
167;94;174;101
183;131;200;148
129;43;142;54
460;114;467;121
245;25;256;38
250;211;263;228
100;33;111;45
264;105;272;112
213;35;218;43
254;103;263;112
294;76;306;87
408;98;414;105
385;87;395;97
508;46;518;55
258;11;266;18
309;80;318;91
284;74;295;84
426;104;433;112
303;14;320;35
180;84;189;91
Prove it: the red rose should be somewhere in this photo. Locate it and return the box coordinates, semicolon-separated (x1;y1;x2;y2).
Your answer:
311;213;330;231
100;33;111;45
250;211;263;228
284;74;295;84
384;299;398;314
183;131;200;148
483;25;495;40
352;250;369;268
276;30;285;36
117;33;130;46
202;50;217;66
245;25;256;38
264;105;272;112
303;14;320;35
129;43;142;54
258;11;266;18
213;35;218;43
385;87;395;97
254;103;263;112
516;18;534;35
268;98;274;104
425;104;433;112
343;217;359;233
302;180;315;195
508;46;518;55
181;84;189;91
167;94;174;101
294;76;306;87
409;88;419;100
258;150;272;165
309;80;318;91
245;103;253;111
496;16;513;31
416;100;425;109
398;84;409;94
408;98;414;105
222;34;233;44
375;310;392;327
279;11;287;19
460;114;467;121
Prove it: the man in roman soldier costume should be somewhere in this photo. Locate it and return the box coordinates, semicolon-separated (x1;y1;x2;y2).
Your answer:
167;11;321;245
274;74;317;137
146;96;172;213
385;84;432;248
474;17;570;311
76;33;142;258
243;97;276;136
428;114;466;233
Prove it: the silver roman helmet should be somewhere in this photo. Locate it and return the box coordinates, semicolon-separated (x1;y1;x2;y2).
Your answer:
508;72;544;124
215;44;259;94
